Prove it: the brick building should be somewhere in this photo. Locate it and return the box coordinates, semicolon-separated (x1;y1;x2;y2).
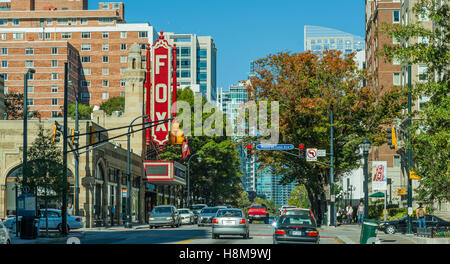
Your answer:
0;0;158;118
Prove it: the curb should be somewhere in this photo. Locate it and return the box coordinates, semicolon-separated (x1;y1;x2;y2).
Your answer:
11;232;86;244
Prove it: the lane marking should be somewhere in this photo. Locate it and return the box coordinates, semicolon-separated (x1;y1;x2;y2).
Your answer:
175;237;201;244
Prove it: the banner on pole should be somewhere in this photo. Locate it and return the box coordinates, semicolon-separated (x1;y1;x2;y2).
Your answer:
371;161;387;191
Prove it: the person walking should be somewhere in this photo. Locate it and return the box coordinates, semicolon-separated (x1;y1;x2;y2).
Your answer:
416;203;426;229
356;201;365;226
67;203;73;216
346;204;353;224
110;206;115;226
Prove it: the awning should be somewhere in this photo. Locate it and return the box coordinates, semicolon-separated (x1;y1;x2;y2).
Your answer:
369;192;385;198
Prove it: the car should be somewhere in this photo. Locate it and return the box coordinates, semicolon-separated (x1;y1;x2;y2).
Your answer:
273;215;320;244
279;206;297;216
217;204;232;208
178;208;195;225
190;204;208;224
198;207;222;227
3;209;83;232
148;205;181;229
378;214;450;234
281;208;316;222
212;208;249;239
247;203;269;224
0;219;11;244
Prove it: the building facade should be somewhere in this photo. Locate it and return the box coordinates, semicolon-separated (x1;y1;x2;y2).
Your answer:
163;32;217;104
0;74;5;119
0;0;157;118
304;25;364;55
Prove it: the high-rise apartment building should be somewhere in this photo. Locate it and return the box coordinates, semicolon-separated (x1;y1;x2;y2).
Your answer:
164;33;217;104
0;0;157;118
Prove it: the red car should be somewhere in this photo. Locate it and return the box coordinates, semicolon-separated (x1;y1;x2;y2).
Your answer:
247;203;269;223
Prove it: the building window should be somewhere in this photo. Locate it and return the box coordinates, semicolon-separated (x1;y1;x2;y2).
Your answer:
393;73;401;86
47;18;53;25
393;156;401;168
102;44;109;51
102;80;109;87
3;86;7;94
120;91;125;97
81;44;91;51
112;3;120;9
80;92;90;100
418;65;428;81
52;111;59;118
103;56;109;63
99;17;114;24
27;72;34;80
28;86;34;93
1;48;7;55
51;60;58;67
45;33;51;39
12;19;19;26
61;32;72;39
81;80;90;88
81;32;91;39
27;99;33;106
52;98;58;105
52;73;58;80
2;73;7;80
138;31;148;38
120;80;125;87
120;68;126;75
393;10;400;23
1;61;7;68
80;18;88;25
418;36;429;45
102;3;109;9
120;56;127;63
102;32;109;39
102;92;109;99
0;19;8;26
102;68;109;75
121;32;127;38
51;86;58;93
121;43;127;51
81;56;91;63
393;36;400;44
393;56;400;65
81;68;91;75
25;60;34;68
1;33;6;40
198;49;207;58
57;18;69;25
13;33;23;40
52;47;58;54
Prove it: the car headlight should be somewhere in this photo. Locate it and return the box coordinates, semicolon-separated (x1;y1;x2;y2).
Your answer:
167;217;174;220
149;218;155;221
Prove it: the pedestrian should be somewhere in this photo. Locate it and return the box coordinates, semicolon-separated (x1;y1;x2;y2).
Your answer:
67;203;73;216
346;204;353;224
356;201;365;226
111;206;115;226
337;206;342;225
416;203;426;229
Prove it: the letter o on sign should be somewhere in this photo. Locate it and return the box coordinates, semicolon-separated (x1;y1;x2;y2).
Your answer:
156;84;167;103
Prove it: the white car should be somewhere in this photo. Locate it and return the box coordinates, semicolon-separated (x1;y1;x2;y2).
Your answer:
0;219;11;244
3;209;83;232
178;208;195;225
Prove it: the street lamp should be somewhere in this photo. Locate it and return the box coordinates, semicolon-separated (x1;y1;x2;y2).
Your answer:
23;68;35;191
125;115;149;228
187;153;202;208
361;138;371;218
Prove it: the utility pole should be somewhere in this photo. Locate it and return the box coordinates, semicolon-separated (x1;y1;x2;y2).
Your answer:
406;65;413;234
329;104;335;227
61;62;68;235
74;96;79;216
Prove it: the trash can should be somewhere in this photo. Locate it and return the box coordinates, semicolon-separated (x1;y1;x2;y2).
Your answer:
20;216;37;239
360;218;379;244
322;212;328;226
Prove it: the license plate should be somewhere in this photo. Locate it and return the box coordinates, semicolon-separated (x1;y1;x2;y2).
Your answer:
291;231;303;236
224;220;235;225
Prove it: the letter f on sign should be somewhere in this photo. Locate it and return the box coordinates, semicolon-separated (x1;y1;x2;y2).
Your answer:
156;55;167;74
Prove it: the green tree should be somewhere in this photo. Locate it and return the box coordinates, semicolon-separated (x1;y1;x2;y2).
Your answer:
381;0;449;203
100;96;125;115
288;185;310;209
68;103;93;120
247;50;405;221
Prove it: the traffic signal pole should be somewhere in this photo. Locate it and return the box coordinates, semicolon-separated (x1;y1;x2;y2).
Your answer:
74;96;79;216
61;62;68;236
407;65;413;234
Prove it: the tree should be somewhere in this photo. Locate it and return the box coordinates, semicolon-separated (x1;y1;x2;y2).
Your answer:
381;0;449;203
247;50;405;221
100;96;125;115
4;92;40;119
158;88;244;206
288;185;309;209
68;103;93;120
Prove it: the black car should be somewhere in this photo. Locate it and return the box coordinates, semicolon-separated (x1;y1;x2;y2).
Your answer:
378;214;450;234
273;215;320;244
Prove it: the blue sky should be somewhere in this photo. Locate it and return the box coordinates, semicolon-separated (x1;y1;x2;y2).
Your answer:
90;0;365;90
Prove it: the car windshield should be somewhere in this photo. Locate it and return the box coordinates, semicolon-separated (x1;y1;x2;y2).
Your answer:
201;208;219;214
178;210;190;214
281;216;314;225
217;210;242;217
152;207;172;214
250;205;266;209
191;205;206;210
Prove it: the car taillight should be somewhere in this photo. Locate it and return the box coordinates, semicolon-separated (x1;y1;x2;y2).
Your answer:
240;219;246;224
275;230;286;235
213;218;218;224
75;218;81;222
308;231;318;237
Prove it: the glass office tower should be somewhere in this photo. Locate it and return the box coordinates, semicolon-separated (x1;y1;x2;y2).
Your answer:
304;25;364;55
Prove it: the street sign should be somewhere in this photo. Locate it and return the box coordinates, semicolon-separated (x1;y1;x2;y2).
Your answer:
306;148;318;161
122;188;127;197
408;207;413;216
256;144;294;150
317;149;327;157
330;195;335;202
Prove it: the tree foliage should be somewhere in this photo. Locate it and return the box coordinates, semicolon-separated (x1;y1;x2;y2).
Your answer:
100;96;125;115
246;50;405;219
381;0;449;203
288;185;310;209
68;103;93;120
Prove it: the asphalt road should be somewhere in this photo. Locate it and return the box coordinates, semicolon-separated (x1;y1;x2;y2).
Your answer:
46;223;343;244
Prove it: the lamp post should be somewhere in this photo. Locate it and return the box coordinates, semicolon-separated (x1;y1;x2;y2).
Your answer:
125;115;149;228
361;138;371;218
187;153;202;208
22;68;35;191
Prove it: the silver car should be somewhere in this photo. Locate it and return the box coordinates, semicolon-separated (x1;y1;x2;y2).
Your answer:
149;205;181;228
178;208;194;225
198;207;221;227
212;208;249;239
0;220;11;244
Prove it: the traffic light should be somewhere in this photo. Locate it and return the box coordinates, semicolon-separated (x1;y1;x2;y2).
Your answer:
52;121;63;143
387;126;398;150
71;129;79;145
246;144;252;159
89;125;96;145
299;144;305;157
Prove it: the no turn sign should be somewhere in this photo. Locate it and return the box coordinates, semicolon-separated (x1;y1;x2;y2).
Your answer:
306;148;318;162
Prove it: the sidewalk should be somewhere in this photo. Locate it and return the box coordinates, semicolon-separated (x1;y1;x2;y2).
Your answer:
80;223;149;232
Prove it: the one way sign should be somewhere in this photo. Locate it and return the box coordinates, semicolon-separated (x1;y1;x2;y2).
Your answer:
306;148;318;162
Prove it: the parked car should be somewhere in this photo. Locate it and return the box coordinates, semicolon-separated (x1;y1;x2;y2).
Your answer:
0;219;11;244
148;205;181;229
273;215;320;244
178;208;195;225
378;214;450;234
212;208;249;239
3;209;83;232
247;203;269;224
190;204;208;224
198;207;221;227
